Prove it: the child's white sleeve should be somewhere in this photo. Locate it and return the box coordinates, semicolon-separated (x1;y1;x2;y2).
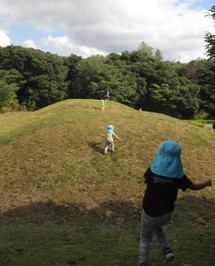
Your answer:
113;132;119;139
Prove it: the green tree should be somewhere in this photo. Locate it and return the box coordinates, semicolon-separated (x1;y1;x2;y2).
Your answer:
205;5;215;60
147;80;199;118
70;55;106;98
184;59;215;118
0;70;18;111
138;41;154;57
64;54;82;98
71;55;137;105
0;46;68;110
155;49;163;61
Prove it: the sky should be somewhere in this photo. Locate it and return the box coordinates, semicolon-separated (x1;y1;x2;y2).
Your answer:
0;0;214;63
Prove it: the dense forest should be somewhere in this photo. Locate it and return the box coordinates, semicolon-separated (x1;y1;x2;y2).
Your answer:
0;6;214;119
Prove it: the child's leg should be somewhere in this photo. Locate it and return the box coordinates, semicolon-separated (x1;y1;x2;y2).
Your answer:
154;213;174;262
155;226;170;251
104;144;109;154
139;210;154;265
111;142;115;151
104;141;111;154
154;212;171;250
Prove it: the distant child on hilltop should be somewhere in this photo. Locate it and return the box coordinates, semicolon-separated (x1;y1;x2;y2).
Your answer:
139;140;212;266
104;91;110;100
104;125;119;154
101;99;105;110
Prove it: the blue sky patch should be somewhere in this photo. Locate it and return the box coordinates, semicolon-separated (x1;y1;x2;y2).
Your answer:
10;25;64;45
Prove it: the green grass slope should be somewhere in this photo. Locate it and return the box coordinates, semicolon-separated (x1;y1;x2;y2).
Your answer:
0;99;214;266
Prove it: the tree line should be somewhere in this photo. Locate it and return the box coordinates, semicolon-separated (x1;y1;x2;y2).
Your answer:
0;6;214;119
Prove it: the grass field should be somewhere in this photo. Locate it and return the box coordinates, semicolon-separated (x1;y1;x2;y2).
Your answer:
0;99;214;266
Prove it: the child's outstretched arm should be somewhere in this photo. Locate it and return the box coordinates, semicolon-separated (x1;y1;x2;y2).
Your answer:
189;179;212;190
113;132;119;140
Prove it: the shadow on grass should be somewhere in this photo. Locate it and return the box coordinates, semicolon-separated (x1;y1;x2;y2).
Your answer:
0;196;214;265
172;195;215;230
89;142;104;154
0;200;140;228
0;201;140;266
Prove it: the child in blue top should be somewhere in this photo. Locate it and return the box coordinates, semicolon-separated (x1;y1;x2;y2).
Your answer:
139;140;212;266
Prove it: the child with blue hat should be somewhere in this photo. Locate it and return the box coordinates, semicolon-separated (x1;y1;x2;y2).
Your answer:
139;140;212;266
104;125;119;154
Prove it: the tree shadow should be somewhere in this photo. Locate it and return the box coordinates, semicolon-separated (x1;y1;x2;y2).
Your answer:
172;195;215;230
1;195;214;231
0;200;139;228
88;142;104;154
0;196;214;265
0;200;140;265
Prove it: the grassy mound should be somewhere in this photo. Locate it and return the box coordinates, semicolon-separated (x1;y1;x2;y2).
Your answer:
0;99;214;265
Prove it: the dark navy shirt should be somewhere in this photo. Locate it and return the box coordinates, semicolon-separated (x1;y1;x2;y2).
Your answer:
142;168;191;217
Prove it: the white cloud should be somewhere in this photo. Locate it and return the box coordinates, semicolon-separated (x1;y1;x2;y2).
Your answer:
23;39;38;49
0;30;10;46
42;35;106;58
0;0;214;62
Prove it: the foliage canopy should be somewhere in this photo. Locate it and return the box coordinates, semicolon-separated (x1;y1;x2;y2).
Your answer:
0;9;214;120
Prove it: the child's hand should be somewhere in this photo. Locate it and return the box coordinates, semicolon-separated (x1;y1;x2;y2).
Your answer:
207;179;212;186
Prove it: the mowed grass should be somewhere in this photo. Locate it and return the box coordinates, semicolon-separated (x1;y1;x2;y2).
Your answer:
0;99;214;266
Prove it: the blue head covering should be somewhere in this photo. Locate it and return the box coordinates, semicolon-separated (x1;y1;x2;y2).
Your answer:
150;140;184;178
106;125;114;133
